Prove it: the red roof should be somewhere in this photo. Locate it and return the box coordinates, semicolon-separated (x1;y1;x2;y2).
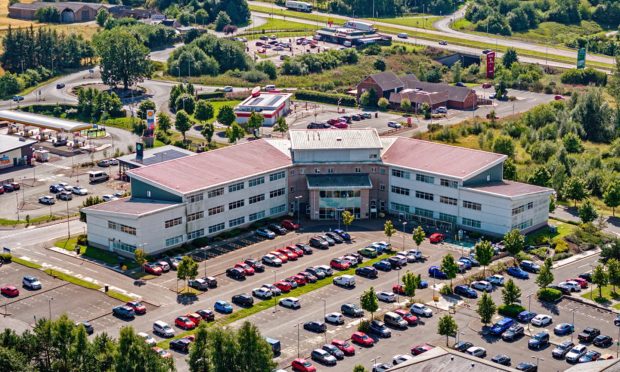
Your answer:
83;198;181;216
463;180;553;198
128;139;292;194
381;137;505;179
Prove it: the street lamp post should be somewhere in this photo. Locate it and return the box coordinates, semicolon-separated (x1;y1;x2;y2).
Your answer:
322;299;327;344
295;195;302;228
273;270;278;313
371;356;381;370
48;297;54;320
571;308;575;342
531;356;544;368
402;221;407;251
296;322;301;358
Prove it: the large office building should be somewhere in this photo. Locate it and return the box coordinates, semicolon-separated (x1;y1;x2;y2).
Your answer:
83;129;553;257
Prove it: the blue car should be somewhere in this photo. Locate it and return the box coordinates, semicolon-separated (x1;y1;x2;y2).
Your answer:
507;266;529;279
454;285;478;299
554;323;574;336
491;317;515;336
458;258;472;270
466;256;480;266
256;228;276;239
418;280;429;289
517;310;537;323
214;300;233;314
428;266;447;279
373;260;392;271
333;229;351;241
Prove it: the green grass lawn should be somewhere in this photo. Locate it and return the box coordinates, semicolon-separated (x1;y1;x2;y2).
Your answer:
0;214;62;226
248;18;318;32
368;16;441;30
44;268;102;290
525;218;576;246
12;257;43;269
106;290;136;303
54;237;138;269
581;285;620;304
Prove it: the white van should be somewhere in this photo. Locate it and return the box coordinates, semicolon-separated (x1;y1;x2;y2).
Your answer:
88;170;109;184
264;85;276;91
153;320;175;338
333;274;355;288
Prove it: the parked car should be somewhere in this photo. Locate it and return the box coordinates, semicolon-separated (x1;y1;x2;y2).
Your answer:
528;331;549;349
330;258;350;271
341;303;363;317
487;274;505;285
226;267;246;280
38;195;55;205
387;121;402;129
22;276;41;290
333;275;356;288
383;311;408;329
410;303;433;317
296;244;313;255
175;316;195;330
368;320;391;338
231;294;254;307
333;229;351;241
143;263;162;276
355;266;378;278
138;332;156;346
593;335;613;348
256;228;276;239
331;339;355;355
454;285;478;298
309;236;329;249
491;317;515;336
292;358;316;372
279;297;301;309
262;254;282;266
517;310;537;323
351;331;374;346
552;340;575;359
566;345;589;363
304;321;327;333
579;350;601;363
467;346;486;358
125;301;146;315
515;362;537;371
429;233;444;243
373;260;392;271
252;287;273;300
214;300;233;314
394;309;418;326
578;327;600;343
520;260;541;273
312;348;337;365
507;266;529;279
234;262;255;276
153;321;174;338
428;266;447;279
377;291;396;303
197;309;215;321
325;232;343;244
491;354;511;366
558;281;581;292
411;343;434;355
244;258;265;273
268;223;288;235
531;314;553;327
471;280;493;292
281;219;300;230
170;338;191;353
502;324;524;341
554;323;574;336
453;341;473;352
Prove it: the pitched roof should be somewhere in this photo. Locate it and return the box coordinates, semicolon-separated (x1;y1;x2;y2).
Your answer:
403;81;474;103
389;90;449;105
9;1;104;11
381;137;505;179
463;181;554;198
289;129;382;150
127;139;292;194
366;72;404;91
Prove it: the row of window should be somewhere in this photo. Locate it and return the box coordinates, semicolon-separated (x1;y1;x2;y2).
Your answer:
391;185;409;196
463;200;482;211
108;221;136;236
249;194;265;204
440;196;457;206
270;171;286;181
165;235;183;247
319;190;362;198
207;205;286;234
187;229;204;240
415;190;434;201
187;211;204;222
229;182;244;193
512;219;533;230
164;217;182;228
388;203;481;228
187;194;203;203
112;241;136;253
248;176;265;187
229;199;245;210
462;218;481;228
291;167;387;176
391;169;458;189
203;171;285;199
269;188;286;198
512;202;534;216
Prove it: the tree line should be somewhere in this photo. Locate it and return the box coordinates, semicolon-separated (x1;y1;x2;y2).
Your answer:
320;0;459;17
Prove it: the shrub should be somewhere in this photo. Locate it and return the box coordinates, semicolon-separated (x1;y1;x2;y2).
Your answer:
497;304;525;318
377;97;389;110
242;70;268;83
537;288;562;302
552;252;573;261
515;251;532;262
196;91;225;100
553;239;569;254
294;90;356;106
560;68;607;86
439;285;453;295
0;253;12;263
357;319;370;333
77;234;88;246
530;247;548;260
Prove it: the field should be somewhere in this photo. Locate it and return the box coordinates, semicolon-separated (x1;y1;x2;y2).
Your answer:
248;17;318;32
368;15;441;30
0;0;36;28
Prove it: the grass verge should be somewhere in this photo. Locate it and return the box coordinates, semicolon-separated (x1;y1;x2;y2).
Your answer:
11;257;43;269
106;290;135;303
581;285;620;304
43;268;102;290
0;214;63;226
54;237;138;269
157;252;395;348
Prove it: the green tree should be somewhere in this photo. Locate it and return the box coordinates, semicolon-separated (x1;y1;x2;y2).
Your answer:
383;220;396;246
412;226;425;249
377;97;389;110
157;112;172;134
94;28;151;90
175;110;193;142
134;248;146;271
96;8;109;27
236;321;276;371
476;292;497;325
421;102;431;119
195;9;209;26
373;59;386;71
215;11;232;31
549;195;557;213
209;327;238;372
503;229;524;263
225;122;244;143
177;256;198;292
451;60;462;83
578;199;598;224
175;94;196;115
201;123;215;146
273;116;288;136
341;210;354;232
563;176;588;207
591;264;608;298
474;240;494;277
402;271;419;303
562;132;583;153
353;366;368;372
501;278;522;306
495;79;508;99
503;157;517;180
606;258;620;294
493;135;515;157
195;100;214;124
572;88;613;143
438;314;458;346
217;105;236;126
256;60;277;80
247;112;264;138
188;323;210;372
440;254;459;290
361;88;378;107
400;98;412;113
115;326;172;371
502;48;518;68
137;100;156;120
535;258;554;289
603;180;620;217
360;287;379;320
528;166;551;187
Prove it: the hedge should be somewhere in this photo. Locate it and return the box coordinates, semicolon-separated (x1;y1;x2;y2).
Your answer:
537;288;562;302
294;90;357;107
560;67;607;86
498;304;525;318
196;91;225;100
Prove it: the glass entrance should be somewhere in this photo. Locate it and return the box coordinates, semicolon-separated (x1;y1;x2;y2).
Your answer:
318;189;361;219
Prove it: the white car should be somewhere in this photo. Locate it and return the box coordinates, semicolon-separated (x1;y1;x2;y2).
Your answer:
397;32;408;39
407;249;423;260
558;281;581;292
410;303;433;317
279;297;300;309
471;280;493;292
531;314;553;327
38;195;55;205
392;255;407;266
102;194;119;202
261;284;282;296
325;312;344;325
372;363;391;372
137;332;156;345
566;345;587;363
387;121;402;129
334;275;355;288
487;275;505;286
252;287;273;299
262;254;282;266
392;354;413;365
377;291;396;303
72;187;88;196
466;346;486;358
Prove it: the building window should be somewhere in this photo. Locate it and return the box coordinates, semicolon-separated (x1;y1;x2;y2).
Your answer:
290;187;295;192
228;182;244;193
390;202;410;213
416;174;435;184
269;171;286;181
187;211;204;222
463;200;482;211
112;241;136;253
208;187;224;198
270;188;286;198
380;168;386;175
208;205;224;216
414;207;434;218
165;235;183;247
229;200;245;210
249;194;265;204
187;194;204;203
327;168;334;174
229;216;245;227
370;154;378;159
440;196;458;206
512;219;533;230
164;217;182;228
270;204;286;215
391;185;410;196
314;168;320;174
187;229;204;240
290;170;296;176
415;190;434;201
392;169;411;179
512;205;525;216
249;210;266;221
462;218;481;228
380;184;385;191
527;202;533;209
208;223;225;234
440;179;458;188
300;168;305;175
439;213;457;224
108;221;137;236
371;167;377;173
355;167;361;173
248;177;265;187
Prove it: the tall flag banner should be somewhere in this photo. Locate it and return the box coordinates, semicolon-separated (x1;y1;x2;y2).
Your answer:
486;52;496;79
577;48;586;69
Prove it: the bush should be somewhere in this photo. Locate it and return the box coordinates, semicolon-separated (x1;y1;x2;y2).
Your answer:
242;70;268;83
439;285;453;295
377;97;389;110
196;91;225;100
294;90;356;107
358;319;370;333
553;239;569;254
0;253;12;263
497;304;525;318
537;288;562;302
530;247;548;260
515;251;532;262
77;234;88;246
560;68;607;86
552;252;573;261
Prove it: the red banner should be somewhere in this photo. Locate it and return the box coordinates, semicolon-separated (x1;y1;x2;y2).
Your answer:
486;52;495;79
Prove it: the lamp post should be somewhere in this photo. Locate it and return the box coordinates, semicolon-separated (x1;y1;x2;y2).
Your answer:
273;270;278;313
371;356;381;370
295;195;302;228
571;308;575;342
531;356;544;368
295;322;301;358
48;297;54;320
322;299;327;344
402;221;407;252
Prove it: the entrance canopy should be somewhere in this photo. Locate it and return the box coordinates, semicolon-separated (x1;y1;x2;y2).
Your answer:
0;110;93;132
306;174;372;190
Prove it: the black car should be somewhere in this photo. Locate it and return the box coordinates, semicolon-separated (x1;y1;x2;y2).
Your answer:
226;267;246;280
355;266;378;279
516;362;537;372
491;354;511;366
454;285;478;299
502;325;524;341
593;335;613;348
309;237;329;249
307;122;331;129
341;303;363;317
76;321;93;335
311;349;337;365
244;259;265;273
520;261;541;273
325;232;343;244
373;260;392;271
203;276;217;288
49;184;64;193
322;344;344;360
552;340;574;358
579;272;592;282
351;114;361;121
112;305;135;319
197;309;215;321
453;341;473;352
170;338;191;353
548;284;570;295
268;223;287;235
387;257;402;269
232;294;254;307
296;244;313;255
56;83;65;89
528;332;549;349
578;327;601;343
304;321;327;333
306;267;326;279
368;320;391;338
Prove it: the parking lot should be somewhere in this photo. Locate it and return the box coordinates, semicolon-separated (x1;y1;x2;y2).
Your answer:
245;36;337;67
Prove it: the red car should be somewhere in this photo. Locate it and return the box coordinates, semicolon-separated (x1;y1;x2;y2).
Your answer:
175;316;196;330
234;263;255;276
125;301;146;315
143;263;163;275
429;233;444;244
292;358;316;372
570;278;588;288
395;309;418;326
554;95;564;100
286;245;304;257
351;331;374;346
197;309;215;321
276;248;298;261
1;285;19;297
330;258;350;271
332;122;348;129
392;284;406;295
332;339;355;356
274;280;292;293
327;118;340;125
288;275;306;286
411;343;434;355
281;219;300;230
270;251;288;263
186;313;202;326
482;82;492;89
